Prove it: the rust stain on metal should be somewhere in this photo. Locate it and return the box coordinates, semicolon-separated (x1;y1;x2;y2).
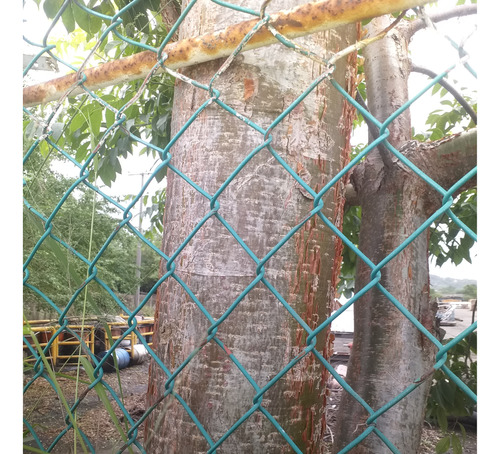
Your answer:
23;0;430;107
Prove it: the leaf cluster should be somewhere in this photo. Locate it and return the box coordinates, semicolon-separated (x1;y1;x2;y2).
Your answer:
338;205;361;298
42;0;165;43
426;331;477;454
27;0;176;187
413;86;476;142
429;188;476;269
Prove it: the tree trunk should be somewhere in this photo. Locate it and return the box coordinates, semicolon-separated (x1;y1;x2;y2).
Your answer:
145;2;357;453
334;17;441;453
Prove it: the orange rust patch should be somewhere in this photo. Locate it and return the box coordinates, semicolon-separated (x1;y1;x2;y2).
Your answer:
24;0;430;107
243;78;255;101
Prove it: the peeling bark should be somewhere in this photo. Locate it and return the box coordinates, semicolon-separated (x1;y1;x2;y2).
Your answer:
145;1;357;452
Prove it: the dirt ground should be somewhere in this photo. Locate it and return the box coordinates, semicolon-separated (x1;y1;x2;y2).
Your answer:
23;360;476;453
324;385;477;454
23;361;150;453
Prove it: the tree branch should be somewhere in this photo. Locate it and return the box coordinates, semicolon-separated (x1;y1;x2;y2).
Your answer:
405;4;477;39
404;128;476;194
411;64;477;125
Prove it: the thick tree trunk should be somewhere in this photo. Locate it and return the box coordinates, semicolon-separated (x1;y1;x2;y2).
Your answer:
334;17;440;453
145;2;357;453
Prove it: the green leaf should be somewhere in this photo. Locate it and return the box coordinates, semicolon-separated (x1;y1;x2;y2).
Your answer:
69;110;88;133
98;162;115;187
154;164;168;183
105;107;116;128
72;2;92;34
51;122;64;142
436;406;448;432
23;325;33;336
89;107;103;139
75;144;89;163
451;433;463;454
43;0;64;19
430;128;444;141
39;140;50;158
72;2;102;35
431;83;441;95
436;436;451;454
104;39;123;56
441;380;457;406
24;120;40;143
458;422;467;442
61;5;75;33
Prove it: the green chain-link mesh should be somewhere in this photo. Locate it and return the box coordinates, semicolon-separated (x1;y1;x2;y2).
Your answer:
23;1;477;453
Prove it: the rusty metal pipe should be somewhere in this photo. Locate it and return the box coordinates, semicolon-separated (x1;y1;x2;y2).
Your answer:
23;0;430;107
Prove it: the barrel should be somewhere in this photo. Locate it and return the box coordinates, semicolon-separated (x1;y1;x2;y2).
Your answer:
129;344;149;366
96;348;130;372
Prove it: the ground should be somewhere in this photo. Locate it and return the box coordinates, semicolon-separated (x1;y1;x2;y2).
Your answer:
23;361;150;453
323;384;477;453
23;359;476;453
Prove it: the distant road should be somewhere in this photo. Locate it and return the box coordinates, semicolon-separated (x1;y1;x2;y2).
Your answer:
443;307;477;339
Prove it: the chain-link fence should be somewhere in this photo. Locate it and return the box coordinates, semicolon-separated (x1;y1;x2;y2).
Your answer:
23;1;477;453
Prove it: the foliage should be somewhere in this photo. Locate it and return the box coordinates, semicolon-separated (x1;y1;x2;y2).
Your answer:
24;0;173;317
429;188;476;269
412;82;477;274
460;284;476;300
426;332;477;454
28;0;176;189
338;205;361;298
42;0;165;41
23;151;161;316
413;87;476;142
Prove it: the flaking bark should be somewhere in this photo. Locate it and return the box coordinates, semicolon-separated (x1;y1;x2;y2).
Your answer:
145;1;357;452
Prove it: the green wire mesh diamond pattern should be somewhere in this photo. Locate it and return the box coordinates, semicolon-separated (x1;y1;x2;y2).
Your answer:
23;1;477;453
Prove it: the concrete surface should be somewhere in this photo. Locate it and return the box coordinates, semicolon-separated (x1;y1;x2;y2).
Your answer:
443;306;477;339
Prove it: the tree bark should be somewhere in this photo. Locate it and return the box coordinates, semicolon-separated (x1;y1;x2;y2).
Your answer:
333;16;476;454
145;2;357;453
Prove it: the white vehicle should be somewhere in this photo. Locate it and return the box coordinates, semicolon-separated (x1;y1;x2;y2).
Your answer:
437;303;456;326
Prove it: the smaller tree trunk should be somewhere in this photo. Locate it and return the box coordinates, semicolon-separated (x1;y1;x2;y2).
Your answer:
334;16;441;453
334;169;440;453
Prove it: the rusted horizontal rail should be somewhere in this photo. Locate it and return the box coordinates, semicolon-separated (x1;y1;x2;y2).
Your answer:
23;0;430;107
